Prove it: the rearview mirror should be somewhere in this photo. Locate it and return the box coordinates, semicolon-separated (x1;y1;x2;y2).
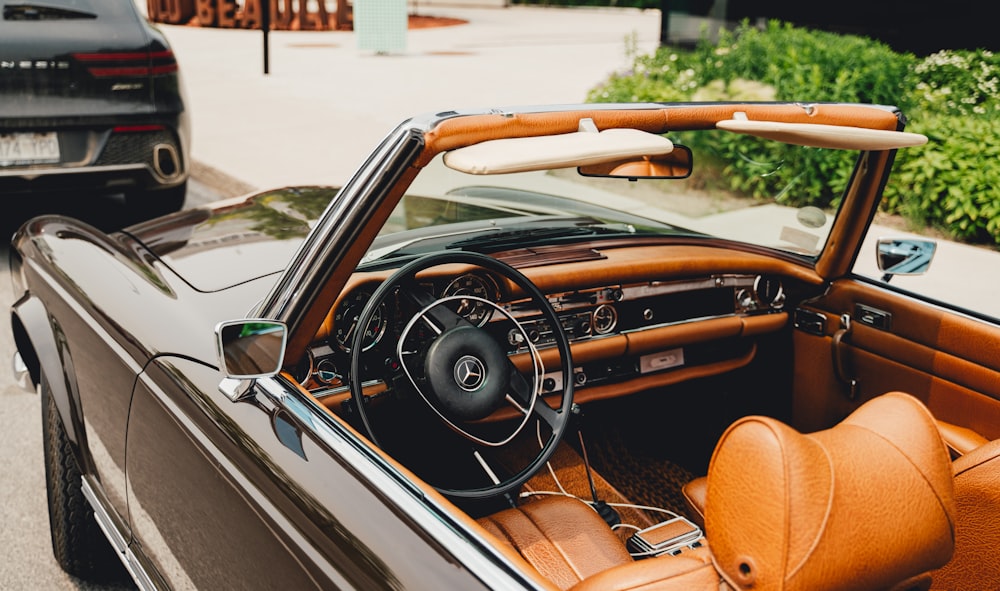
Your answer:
578;144;693;180
877;238;936;282
216;319;287;379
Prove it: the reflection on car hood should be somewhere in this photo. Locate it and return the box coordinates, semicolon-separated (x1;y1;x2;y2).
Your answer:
123;186;337;292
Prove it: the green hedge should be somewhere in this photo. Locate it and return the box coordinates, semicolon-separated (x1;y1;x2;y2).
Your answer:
588;21;1000;245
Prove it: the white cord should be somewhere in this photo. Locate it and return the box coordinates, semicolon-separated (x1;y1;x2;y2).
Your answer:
612;523;641;533
527;424;685;530
536;422;570;496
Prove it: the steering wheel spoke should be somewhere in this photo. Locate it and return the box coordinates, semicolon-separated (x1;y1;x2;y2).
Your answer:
399;278;471;334
349;252;574;500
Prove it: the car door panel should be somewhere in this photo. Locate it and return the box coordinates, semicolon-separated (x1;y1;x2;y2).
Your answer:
792;279;1000;438
126;357;492;590
127;360;327;589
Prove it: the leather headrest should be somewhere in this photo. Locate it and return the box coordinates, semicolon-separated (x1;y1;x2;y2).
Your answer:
705;392;956;591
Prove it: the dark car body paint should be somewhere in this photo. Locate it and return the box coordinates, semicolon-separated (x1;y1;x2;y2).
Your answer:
123;186;337;292
10;191;501;587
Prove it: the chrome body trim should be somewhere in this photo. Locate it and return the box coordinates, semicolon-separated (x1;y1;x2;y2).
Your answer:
81;477;157;591
257;124;422;325
12;351;33;393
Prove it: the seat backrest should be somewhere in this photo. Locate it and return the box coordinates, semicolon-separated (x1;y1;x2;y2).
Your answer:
705;392;956;591
931;438;1000;590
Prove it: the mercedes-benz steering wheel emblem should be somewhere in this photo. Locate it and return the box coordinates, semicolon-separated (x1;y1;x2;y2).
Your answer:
454;355;486;391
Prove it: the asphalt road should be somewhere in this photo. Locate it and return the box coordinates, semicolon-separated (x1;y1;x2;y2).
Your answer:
0;179;225;591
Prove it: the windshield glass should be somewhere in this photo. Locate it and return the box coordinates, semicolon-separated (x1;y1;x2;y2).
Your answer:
370;129;849;265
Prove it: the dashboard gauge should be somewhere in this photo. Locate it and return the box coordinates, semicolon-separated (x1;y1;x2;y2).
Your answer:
442;273;497;327
592;304;618;334
333;289;388;352
753;275;785;309
313;357;343;387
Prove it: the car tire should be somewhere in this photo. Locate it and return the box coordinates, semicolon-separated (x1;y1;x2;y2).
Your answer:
40;373;126;583
126;181;187;219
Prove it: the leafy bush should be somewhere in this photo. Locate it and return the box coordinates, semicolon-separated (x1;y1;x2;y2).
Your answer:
887;115;1000;243
907;49;1000;117
591;21;915;109
889;49;1000;242
591;21;914;207
589;23;1000;243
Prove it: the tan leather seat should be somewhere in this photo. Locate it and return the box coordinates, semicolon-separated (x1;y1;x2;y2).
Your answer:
683;416;976;529
477;495;633;590
930;438;1000;590
684;409;999;590
479;392;956;591
705;391;955;591
937;419;991;458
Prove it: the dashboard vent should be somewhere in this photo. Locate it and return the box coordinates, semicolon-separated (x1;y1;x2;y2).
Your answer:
495;245;606;268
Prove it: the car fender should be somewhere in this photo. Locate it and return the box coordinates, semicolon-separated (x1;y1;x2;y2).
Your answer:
11;293;91;471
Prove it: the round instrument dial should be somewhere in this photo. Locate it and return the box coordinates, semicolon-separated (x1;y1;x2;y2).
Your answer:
333;290;388;352
442;274;497;326
753;275;785;309
592;304;618;334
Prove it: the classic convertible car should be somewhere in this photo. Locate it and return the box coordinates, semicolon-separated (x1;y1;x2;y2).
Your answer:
10;103;999;590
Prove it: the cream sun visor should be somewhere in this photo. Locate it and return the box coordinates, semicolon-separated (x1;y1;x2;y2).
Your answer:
717;113;927;150
444;119;674;175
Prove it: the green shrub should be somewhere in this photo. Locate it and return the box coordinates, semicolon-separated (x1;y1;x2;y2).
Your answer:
906;49;1000;117
886;114;1000;244
591;21;916;109
590;21;915;207
589;24;1000;243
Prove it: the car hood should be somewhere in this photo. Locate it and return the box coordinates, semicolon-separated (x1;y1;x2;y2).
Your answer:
123;186;338;292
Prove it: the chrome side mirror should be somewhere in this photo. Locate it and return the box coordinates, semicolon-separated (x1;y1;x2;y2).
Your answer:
877;238;936;282
215;319;287;380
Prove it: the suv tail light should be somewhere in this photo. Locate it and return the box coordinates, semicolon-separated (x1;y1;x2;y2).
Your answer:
72;50;178;78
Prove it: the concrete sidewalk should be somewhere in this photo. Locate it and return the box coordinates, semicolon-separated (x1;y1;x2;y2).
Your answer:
158;6;661;192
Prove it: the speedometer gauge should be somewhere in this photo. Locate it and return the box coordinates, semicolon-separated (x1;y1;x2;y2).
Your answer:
443;274;497;327
333;290;387;352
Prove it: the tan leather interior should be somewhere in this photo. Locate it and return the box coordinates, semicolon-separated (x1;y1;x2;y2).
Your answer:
314;243;814;420
793;279;1000;439
930;439;1000;590
681;476;707;530
683;417;990;525
686;410;1000;591
706;392;955;591
477;496;633;591
292;102;990;589
419;104;901;165
476;393;955;591
937;420;991;458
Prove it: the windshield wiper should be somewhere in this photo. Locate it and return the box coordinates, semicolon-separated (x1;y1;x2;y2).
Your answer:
3;3;96;19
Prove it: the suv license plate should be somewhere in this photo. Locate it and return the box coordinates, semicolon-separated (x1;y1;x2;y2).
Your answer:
0;132;60;166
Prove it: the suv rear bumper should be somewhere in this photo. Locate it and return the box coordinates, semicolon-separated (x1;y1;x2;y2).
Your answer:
0;161;188;195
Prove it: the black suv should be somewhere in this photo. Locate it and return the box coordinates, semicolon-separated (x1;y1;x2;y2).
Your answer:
1;0;189;217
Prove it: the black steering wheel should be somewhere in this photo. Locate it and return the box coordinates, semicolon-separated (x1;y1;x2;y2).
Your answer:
349;251;575;499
